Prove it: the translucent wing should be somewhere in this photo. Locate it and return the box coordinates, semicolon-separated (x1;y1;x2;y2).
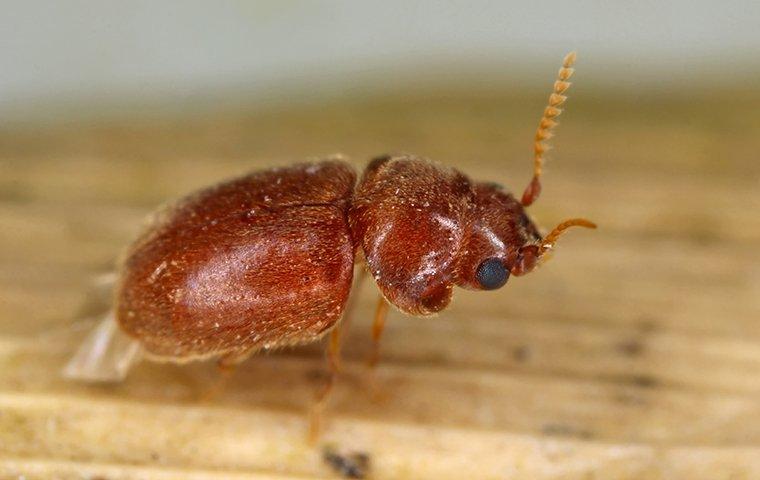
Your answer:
62;310;142;382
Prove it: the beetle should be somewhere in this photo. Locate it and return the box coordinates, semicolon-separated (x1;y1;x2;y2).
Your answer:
64;52;594;438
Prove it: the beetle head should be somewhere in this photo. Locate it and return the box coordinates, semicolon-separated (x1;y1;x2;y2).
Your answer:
456;182;595;291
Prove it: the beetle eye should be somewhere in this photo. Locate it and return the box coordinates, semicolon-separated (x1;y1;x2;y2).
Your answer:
475;258;509;290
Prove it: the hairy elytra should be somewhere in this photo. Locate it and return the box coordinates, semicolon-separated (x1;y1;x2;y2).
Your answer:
115;52;596;365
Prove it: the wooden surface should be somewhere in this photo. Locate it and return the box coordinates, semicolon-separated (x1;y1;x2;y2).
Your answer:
1;84;759;479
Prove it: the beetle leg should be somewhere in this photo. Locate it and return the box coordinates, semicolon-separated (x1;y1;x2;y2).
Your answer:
200;349;252;401
368;296;389;368
218;349;254;371
309;324;343;443
307;269;368;442
326;323;342;373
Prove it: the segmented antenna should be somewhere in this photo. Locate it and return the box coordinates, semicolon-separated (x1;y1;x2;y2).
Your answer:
539;217;596;256
521;51;577;207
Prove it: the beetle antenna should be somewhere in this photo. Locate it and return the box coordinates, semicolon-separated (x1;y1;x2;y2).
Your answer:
521;51;577;207
539;218;596;256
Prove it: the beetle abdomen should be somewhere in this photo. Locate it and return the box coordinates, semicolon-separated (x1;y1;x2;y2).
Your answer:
116;160;356;360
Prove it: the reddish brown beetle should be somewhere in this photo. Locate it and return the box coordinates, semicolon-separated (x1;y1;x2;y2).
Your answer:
65;52;594;437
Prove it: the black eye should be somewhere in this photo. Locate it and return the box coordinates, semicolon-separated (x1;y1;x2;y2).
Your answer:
476;258;509;290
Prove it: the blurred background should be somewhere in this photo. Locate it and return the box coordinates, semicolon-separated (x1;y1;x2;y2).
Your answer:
2;2;760;479
3;1;760;121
